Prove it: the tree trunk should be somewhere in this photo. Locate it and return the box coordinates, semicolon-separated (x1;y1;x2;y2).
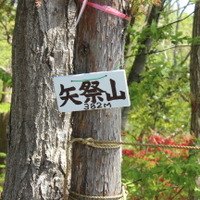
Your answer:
190;1;200;200
121;0;166;130
2;0;76;199
70;0;128;199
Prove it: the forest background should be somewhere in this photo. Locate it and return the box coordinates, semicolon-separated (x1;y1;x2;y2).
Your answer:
0;0;199;199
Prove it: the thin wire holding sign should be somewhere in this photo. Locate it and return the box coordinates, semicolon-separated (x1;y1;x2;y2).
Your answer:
71;75;107;82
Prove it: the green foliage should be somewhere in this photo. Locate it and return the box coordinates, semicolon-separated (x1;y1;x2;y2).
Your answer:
0;0;14;120
0;2;15;196
0;102;10;113
128;58;190;135
123;1;196;199
127;0;162;17
0;153;6;159
0;153;6;195
0;0;15;34
126;9;195;59
126;0;192;135
0;69;12;87
0;0;15;68
122;135;200;199
0;40;11;68
0;1;14;118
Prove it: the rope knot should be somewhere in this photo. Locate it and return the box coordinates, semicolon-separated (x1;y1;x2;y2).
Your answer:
84;137;95;145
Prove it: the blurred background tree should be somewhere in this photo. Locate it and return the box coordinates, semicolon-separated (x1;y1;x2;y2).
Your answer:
124;0;193;137
0;0;15;194
122;0;199;199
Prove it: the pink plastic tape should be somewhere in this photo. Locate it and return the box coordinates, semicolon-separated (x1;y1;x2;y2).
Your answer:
80;0;131;21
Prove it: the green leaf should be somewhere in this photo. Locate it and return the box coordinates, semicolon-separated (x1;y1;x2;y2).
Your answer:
0;102;10;113
0;153;6;158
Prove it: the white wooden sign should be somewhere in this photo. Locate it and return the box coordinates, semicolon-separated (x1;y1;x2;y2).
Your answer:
53;70;130;112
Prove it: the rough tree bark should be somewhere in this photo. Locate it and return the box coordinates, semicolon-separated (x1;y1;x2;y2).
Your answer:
190;1;200;200
121;0;166;130
2;0;76;199
69;0;128;199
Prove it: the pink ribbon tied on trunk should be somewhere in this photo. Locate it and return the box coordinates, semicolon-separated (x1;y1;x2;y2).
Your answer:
76;0;130;26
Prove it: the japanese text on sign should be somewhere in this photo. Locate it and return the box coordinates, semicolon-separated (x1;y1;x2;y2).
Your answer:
53;70;130;112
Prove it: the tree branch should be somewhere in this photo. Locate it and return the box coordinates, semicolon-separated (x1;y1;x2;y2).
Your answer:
0;66;12;75
0;18;12;44
126;44;191;58
159;8;195;30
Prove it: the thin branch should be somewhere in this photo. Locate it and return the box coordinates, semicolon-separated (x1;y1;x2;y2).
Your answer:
0;66;12;75
179;50;191;66
173;0;191;67
0;18;12;44
0;19;9;34
171;186;185;200
166;2;195;16
125;45;191;58
159;10;194;30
